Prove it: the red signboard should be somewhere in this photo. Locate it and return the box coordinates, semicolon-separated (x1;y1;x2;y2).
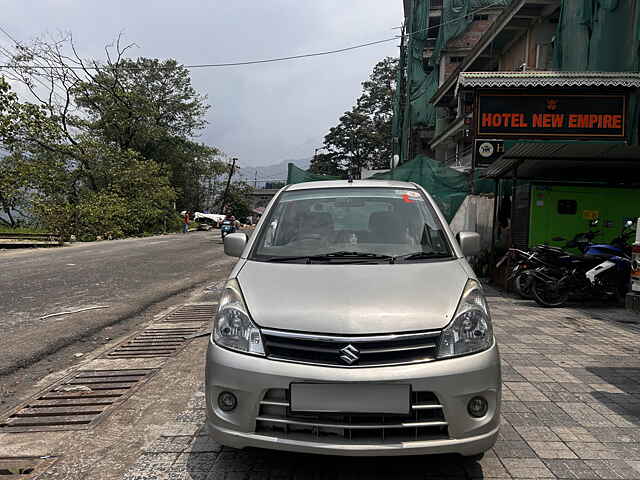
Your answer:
475;91;628;141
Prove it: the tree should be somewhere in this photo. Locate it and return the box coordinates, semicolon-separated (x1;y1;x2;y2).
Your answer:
318;57;398;176
224;182;254;221
309;151;342;177
0;34;226;233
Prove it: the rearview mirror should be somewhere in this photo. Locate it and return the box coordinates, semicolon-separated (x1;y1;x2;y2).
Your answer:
457;231;481;257
224;233;247;258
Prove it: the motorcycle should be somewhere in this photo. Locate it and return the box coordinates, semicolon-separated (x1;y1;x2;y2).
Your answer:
496;222;601;300
220;220;236;239
529;220;635;307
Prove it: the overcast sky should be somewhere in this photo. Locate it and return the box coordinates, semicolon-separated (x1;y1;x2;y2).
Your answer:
1;0;403;167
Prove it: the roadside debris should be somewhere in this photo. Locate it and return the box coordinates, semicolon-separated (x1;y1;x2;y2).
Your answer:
55;385;92;392
40;305;109;320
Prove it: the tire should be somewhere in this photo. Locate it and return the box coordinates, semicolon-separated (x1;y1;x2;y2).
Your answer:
514;271;534;299
463;452;485;462
531;276;569;307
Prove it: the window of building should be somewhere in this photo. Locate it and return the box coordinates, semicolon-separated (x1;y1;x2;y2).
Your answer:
557;200;577;215
473;14;489;20
450;56;464;63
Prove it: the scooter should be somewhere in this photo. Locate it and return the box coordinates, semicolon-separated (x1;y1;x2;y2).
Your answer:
220;220;236;239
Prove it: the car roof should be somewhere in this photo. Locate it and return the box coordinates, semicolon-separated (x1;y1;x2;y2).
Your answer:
285;180;418;191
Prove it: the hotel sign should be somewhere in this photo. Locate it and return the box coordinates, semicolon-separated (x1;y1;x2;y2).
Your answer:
475;91;627;141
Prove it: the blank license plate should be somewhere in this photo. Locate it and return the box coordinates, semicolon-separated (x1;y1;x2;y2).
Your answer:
290;383;410;414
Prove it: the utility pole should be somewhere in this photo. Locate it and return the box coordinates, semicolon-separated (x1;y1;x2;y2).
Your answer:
220;157;237;214
254;171;258;189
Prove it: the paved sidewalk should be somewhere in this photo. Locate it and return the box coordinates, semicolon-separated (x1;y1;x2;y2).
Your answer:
123;292;640;480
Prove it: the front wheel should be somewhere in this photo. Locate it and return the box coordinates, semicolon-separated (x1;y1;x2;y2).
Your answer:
514;271;534;299
531;276;569;307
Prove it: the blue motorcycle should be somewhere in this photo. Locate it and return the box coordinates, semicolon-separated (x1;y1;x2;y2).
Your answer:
530;220;635;307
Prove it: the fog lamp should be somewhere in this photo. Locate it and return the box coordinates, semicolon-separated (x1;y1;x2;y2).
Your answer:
467;396;488;418
218;391;237;412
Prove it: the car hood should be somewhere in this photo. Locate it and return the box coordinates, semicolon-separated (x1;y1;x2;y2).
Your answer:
236;259;470;334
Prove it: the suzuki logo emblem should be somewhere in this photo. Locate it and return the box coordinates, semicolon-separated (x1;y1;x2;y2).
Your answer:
339;344;360;365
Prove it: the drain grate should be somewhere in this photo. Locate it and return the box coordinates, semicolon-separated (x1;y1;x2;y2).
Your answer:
161;304;216;323
0;369;156;433
106;327;203;358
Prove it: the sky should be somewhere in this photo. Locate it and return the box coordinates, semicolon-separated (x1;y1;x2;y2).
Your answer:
0;0;403;167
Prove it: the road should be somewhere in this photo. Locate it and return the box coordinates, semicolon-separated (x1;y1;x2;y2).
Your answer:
0;231;235;398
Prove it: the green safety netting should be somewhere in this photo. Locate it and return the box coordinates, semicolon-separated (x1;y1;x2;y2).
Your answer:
553;0;640;72
287;163;341;184
398;0;513;161
369;155;495;221
287;156;497;222
553;0;640;143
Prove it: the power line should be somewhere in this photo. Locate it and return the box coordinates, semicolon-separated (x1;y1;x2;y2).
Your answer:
0;2;507;71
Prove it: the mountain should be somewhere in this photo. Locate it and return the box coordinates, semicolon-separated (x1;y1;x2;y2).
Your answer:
235;158;310;187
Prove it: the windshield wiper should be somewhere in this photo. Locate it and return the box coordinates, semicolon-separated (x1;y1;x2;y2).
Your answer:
261;255;313;263
261;251;393;264
392;251;451;263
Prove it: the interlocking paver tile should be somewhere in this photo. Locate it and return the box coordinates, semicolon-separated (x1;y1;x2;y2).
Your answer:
493;440;538;458
501;458;555;478
551;427;598;443
514;425;561;442
503;401;534;413
543;459;600;479
528;441;578;459
566;442;621;460
498;421;524;441
584;459;640;479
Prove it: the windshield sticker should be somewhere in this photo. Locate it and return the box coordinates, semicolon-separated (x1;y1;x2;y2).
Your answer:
402;193;415;203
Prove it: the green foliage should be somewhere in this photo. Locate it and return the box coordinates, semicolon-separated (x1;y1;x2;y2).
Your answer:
313;57;398;176
0;36;227;236
71;57;221;210
224;182;254;221
32;149;176;238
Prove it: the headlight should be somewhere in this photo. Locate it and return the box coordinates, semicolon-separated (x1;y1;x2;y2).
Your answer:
212;278;265;356
437;279;493;359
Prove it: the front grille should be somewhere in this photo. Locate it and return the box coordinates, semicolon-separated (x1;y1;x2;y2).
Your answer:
256;389;449;443
262;329;441;367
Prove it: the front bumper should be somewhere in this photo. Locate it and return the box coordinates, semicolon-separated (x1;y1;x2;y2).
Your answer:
205;339;501;456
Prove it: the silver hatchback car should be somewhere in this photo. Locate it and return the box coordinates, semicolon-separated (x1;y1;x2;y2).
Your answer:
206;180;501;457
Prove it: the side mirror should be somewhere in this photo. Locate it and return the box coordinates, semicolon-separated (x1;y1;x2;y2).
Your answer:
224;233;247;258
457;231;481;257
590;219;599;227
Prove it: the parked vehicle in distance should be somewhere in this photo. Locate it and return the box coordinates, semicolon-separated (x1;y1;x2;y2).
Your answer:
220;219;236;239
206;180;501;458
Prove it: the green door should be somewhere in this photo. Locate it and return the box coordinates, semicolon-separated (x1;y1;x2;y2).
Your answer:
528;185;640;250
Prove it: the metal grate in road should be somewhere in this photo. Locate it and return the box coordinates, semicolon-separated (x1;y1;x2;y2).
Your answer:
0;369;156;433
105;327;203;358
161;304;217;323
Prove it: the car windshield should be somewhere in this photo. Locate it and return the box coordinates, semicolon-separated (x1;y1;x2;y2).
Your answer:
251;187;452;262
